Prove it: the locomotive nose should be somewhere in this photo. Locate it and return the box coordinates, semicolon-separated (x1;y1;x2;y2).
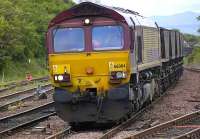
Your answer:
50;51;130;95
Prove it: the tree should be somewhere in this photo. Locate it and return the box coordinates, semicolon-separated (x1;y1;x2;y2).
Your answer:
184;34;199;47
0;0;74;72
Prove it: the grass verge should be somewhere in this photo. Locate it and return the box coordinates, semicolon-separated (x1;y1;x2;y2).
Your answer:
184;47;200;65
0;58;48;85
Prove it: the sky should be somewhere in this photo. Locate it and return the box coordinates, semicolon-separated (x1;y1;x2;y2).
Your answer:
74;0;200;16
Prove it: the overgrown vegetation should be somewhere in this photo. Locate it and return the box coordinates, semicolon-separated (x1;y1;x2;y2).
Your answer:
184;15;200;65
184;34;200;46
184;47;200;65
0;0;74;82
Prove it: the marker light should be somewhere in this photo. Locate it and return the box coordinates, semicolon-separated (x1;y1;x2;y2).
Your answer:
54;75;58;81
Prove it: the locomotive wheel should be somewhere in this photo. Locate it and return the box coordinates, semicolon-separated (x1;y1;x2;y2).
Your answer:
134;99;141;112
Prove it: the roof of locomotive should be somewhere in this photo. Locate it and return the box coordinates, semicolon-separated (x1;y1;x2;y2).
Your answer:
111;7;157;28
49;2;157;28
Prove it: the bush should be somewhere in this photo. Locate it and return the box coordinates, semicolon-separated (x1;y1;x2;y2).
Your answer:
184;47;200;65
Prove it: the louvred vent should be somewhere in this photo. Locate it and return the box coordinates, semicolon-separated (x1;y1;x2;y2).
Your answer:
72;4;105;16
49;2;125;28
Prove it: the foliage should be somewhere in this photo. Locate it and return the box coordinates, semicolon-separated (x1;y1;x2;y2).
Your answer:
183;34;200;46
184;47;200;65
198;16;200;33
184;16;200;65
0;0;74;81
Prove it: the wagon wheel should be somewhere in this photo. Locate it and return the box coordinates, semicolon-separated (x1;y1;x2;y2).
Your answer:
155;79;161;97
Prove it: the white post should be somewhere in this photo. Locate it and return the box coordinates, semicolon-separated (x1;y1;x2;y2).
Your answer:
1;71;4;83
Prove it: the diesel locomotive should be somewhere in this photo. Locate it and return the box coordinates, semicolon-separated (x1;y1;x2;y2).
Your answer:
46;2;184;124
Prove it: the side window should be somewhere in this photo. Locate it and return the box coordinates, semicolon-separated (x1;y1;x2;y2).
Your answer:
137;36;142;63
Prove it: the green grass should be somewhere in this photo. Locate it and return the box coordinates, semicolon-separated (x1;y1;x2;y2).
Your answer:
0;58;48;84
184;46;200;65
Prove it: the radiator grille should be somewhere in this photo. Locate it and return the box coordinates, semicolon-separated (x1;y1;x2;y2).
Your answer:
143;27;160;63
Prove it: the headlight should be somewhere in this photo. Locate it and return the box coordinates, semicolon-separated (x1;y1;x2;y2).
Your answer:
58;75;64;81
54;74;70;83
110;71;127;80
116;72;123;79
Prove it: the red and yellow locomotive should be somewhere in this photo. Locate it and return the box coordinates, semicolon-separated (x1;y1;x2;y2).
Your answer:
46;2;184;124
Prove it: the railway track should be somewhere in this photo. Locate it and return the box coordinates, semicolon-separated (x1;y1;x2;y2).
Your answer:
0;101;55;137
0;85;16;93
98;68;200;139
184;66;200;73
0;76;49;93
0;84;52;111
45;126;71;139
99;87;171;139
125;110;200;139
0;83;52;98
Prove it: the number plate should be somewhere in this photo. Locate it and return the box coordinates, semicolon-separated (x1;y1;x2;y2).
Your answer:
52;64;70;74
109;62;127;71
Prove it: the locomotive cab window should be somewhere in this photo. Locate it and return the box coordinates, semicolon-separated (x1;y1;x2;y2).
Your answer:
92;25;124;50
53;28;84;52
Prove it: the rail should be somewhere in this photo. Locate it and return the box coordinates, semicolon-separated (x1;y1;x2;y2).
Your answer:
0;84;53;111
0;76;49;93
45;126;72;139
125;110;200;139
0;101;55;137
99;88;171;139
184;66;200;72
